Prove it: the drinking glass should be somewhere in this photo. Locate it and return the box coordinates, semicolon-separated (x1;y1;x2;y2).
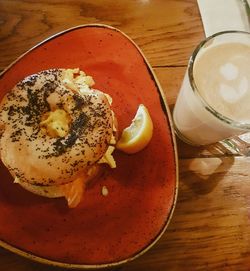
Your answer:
173;31;250;154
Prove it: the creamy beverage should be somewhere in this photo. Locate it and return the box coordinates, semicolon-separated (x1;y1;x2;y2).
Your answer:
195;43;250;122
173;32;250;145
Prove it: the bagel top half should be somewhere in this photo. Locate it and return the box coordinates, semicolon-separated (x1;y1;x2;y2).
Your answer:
0;68;114;186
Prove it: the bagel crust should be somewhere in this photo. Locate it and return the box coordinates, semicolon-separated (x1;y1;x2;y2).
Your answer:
0;69;113;186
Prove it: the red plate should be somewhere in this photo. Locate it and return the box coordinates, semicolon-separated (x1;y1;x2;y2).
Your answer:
0;25;178;268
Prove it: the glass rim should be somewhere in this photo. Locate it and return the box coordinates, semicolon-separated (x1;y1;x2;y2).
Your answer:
188;30;250;130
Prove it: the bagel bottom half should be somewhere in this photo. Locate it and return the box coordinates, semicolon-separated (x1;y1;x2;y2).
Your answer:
15;164;101;208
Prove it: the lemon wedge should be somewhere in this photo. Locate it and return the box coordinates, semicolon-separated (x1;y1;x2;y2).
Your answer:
116;104;153;154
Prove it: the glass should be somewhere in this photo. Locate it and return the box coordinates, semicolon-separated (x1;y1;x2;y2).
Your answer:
173;31;250;154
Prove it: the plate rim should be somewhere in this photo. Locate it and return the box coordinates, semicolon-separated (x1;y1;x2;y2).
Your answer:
0;23;179;269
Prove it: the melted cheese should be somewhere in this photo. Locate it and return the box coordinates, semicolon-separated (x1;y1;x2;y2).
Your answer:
98;143;116;168
40;109;71;138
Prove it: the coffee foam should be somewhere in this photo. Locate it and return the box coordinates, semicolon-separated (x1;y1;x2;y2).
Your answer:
194;42;250;122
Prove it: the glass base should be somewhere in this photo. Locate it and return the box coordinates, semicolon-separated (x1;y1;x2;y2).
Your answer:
174;124;250;156
173;123;202;147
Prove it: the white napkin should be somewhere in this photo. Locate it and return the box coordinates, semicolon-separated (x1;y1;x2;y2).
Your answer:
197;0;250;37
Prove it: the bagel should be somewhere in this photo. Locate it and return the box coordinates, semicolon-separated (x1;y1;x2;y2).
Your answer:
0;68;117;207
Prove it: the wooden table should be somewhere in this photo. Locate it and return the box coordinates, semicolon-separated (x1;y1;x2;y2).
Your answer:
0;1;250;270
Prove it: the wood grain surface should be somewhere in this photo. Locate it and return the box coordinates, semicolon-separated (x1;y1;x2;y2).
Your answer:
1;0;250;271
